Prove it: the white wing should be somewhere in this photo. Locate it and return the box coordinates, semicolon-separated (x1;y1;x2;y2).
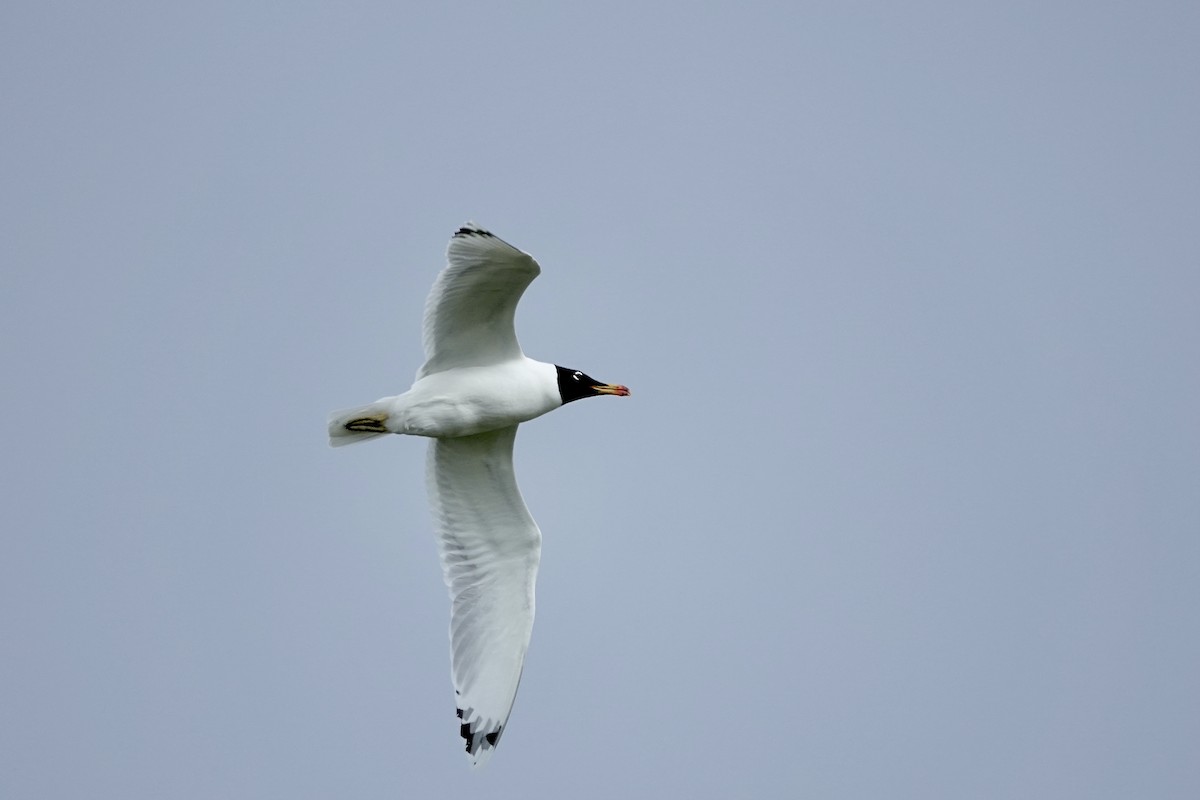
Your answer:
426;424;541;768
417;224;541;379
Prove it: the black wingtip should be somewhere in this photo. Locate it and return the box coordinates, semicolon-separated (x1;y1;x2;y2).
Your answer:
454;223;494;238
457;708;504;758
459;722;472;750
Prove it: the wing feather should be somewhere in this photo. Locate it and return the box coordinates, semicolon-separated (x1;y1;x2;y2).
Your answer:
417;224;540;378
426;424;541;767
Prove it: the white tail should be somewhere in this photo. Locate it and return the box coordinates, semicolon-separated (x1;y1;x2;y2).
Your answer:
328;400;393;447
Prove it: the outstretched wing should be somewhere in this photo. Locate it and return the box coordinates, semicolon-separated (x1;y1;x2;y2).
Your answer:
426;424;541;768
417;224;541;379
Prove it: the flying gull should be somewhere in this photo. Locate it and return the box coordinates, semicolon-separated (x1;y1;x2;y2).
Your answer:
328;223;630;767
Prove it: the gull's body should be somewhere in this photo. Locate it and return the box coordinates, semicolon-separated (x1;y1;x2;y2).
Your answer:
328;224;628;767
346;360;562;440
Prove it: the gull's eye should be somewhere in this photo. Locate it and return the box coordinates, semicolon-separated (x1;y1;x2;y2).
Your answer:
573;371;582;380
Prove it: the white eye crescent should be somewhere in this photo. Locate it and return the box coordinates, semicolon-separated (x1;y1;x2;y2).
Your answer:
573;371;582;380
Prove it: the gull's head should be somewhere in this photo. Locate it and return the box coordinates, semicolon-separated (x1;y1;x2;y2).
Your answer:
555;365;631;405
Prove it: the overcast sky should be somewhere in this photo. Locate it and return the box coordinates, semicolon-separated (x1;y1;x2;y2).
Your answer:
3;2;1199;798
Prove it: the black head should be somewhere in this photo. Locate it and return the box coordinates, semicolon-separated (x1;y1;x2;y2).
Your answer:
555;365;631;405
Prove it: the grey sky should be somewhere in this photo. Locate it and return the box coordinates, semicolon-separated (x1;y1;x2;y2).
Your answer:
3;2;1198;797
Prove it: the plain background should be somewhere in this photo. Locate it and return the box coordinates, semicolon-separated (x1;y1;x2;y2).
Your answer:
3;2;1198;797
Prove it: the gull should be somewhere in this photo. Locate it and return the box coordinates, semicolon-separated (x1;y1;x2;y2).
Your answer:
328;223;630;767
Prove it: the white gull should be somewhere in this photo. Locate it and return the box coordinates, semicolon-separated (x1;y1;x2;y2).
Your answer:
328;223;629;767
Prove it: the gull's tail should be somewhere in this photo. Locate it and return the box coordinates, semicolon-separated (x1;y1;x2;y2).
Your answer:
328;400;392;447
